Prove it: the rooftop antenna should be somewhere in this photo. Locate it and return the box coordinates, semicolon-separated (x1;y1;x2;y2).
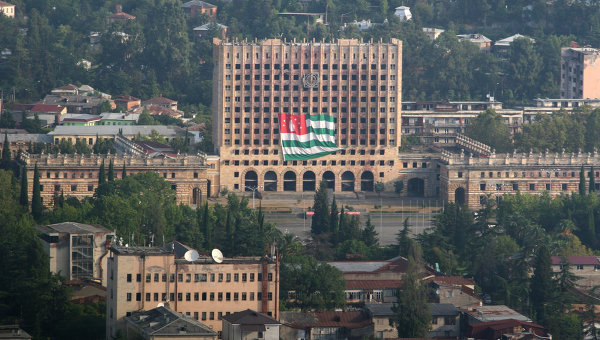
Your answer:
212;249;224;263
184;249;200;262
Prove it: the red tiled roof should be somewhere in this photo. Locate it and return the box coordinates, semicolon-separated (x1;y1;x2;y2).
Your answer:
145;96;177;104
10;103;35;111
346;280;402;290
0;1;15;7
109;11;135;19
132;105;183;118
429;276;475;287
374;257;409;273
468;319;547;337
551;256;600;266
461;285;481;299
31;104;65;112
54;84;78;91
114;95;140;102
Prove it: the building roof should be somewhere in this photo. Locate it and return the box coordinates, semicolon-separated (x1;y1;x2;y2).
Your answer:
457;33;491;43
109;11;135;20
37;222;113;235
464;305;531;322
99;112;140;121
114;95;141;102
327;256;408;274
551;256;600;266
125;307;216;337
429;276;475;287
5;133;52;144
144;97;177;105
364;303;394;317
310;311;371;328
0;325;31;339
131;105;184;118
61;114;101;122
0;1;15;7
31;104;65;113
194;23;228;31
53;84;79;92
221;309;280;329
495;34;535;46
111;245;175;256
346;280;402;290
428;303;458;316
182;0;217;9
48;125;185;137
468;319;548;339
43;94;110;108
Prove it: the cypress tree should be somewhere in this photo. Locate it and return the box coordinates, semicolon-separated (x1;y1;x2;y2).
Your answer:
311;180;330;234
329;196;339;244
397;218;412;257
257;202;264;233
530;245;555;323
590;166;596;193
121;164;127;178
588;211;597;247
580;165;587;196
98;160;106;185
19;164;28;207
31;163;42;220
362;216;378;247
58;190;65;208
201;202;211;249
1;132;10;170
108;159;115;181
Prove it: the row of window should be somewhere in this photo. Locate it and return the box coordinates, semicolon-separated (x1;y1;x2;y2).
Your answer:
125;291;272;303
225;128;394;135
463;170;600;179
225;50;396;60
225;116;395;126
225;94;396;103
225;63;397;71
225;73;397;82
479;182;600;192
126;272;272;283
228;159;394;168
224;105;397;114
38;184;94;193
224;138;394;146
230;148;386;156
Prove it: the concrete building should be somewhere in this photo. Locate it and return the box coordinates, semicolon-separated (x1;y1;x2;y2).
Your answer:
36;222;115;285
105;243;279;339
394;6;412;21
364;304;397;339
551;256;600;289
494;34;535;57
124;306;217;340
211;37;402;193
428;303;459;338
221;309;280;340
48;125;193;145
280;311;372;340
427;276;481;308
422;27;445;40
0;1;15;18
457;33;492;52
0;325;31;340
181;1;217;18
561;47;600;99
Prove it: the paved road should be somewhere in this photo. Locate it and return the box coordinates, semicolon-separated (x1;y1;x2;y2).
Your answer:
265;212;436;246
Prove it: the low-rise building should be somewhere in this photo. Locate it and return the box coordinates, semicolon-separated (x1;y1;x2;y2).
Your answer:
108;4;135;24
99;112;140;126
463;305;532;324
394;6;412;21
43;94;114;114
114;96;141;111
280;311;372;340
48;125;192;145
364;303;397;339
124;306;217;340
422;27;445;40
182;0;217;18
494;34;535;56
0;325;31;340
143;97;178;111
551;256;600;289
466;319;549;340
106;243;279;339
428;276;482;308
428;303;459;338
194;23;228;39
0;1;15;18
457;33;492;52
61;114;101;126
221;309;280;340
36;222;115;285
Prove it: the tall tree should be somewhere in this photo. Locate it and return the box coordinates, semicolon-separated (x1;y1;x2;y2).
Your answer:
580;165;587;196
590;166;596;193
530;245;555;323
362;216;378;247
121;164;127;179
464;109;512;152
19;164;28;207
200;201;211;249
391;242;431;337
311;180;330;234
107;159;115;182
0;132;10;170
329;196;339;244
31;163;42;220
98;160;106;185
397;218;411;257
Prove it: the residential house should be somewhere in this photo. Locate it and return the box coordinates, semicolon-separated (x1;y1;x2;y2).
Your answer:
51;84;79;95
428;303;459;338
0;325;31;340
0;1;15;18
551;256;600;289
423;27;445;40
124;306;217;340
560;47;600;99
182;1;217;18
394;6;412;21
457;33;492;52
193;23;228;39
143;97;178;110
108;4;135;24
36;222;115;285
466;319;549;340
114;96;141;110
345;20;374;31
494;34;535;56
61;114;101;126
43;94;115;114
428;276;482;308
64;279;107;304
364;303;397;339
344;280;402;304
99;112;140;126
132;105;184;119
221;309;280;340
463;305;532;324
280;311;373;340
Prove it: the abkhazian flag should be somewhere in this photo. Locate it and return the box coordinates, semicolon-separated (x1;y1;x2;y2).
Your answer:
278;113;341;161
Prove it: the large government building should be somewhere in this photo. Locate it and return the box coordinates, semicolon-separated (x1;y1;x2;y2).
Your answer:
212;37;403;193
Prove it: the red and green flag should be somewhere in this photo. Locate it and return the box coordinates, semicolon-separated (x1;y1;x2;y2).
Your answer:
278;113;341;161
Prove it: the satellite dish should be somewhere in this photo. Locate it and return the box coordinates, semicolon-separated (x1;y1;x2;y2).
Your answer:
212;249;223;263
184;249;200;262
157;303;164;307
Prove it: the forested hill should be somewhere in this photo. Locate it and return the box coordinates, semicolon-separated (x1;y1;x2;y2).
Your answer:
2;0;600;109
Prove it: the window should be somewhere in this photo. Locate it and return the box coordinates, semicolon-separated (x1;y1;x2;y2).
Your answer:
146;274;151;282
226;273;231;282
457;172;463;178
136;293;141;301
136;274;141;282
577;265;584;270
219;273;223;282
242;273;247;282
127;274;132;282
226;292;231;301
126;293;132;301
529;184;535;191
218;292;223;301
480;184;486;191
234;273;239;282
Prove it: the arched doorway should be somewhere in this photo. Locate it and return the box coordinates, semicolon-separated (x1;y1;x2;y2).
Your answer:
244;171;258;190
303;171;316;191
455;187;466;205
323;171;335;190
192;188;201;205
360;171;374;192
283;171;297;191
407;178;425;197
264;171;277;192
341;171;355;192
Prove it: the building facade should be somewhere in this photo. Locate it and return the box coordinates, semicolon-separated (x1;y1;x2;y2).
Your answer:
212;38;402;193
21;153;219;207
561;47;600;99
36;222;115;285
106;245;279;339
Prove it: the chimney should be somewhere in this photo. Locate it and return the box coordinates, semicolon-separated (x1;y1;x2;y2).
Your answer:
116;4;122;13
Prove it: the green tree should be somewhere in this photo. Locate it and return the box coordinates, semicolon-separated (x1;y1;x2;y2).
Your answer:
397;218;411;257
591;166;596;193
0;110;16;128
31;163;42;220
121;164;127;179
362;216;378;247
107;159;115;182
311;180;330;234
581;165;587;196
0;132;10;170
374;181;385;196
507;38;542;102
530;245;555;323
464;109;512;152
391;242;431;337
98;160;106;185
329;196;339;244
19;164;28;207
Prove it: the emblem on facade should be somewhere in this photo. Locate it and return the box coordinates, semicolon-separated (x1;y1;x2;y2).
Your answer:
302;73;320;88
